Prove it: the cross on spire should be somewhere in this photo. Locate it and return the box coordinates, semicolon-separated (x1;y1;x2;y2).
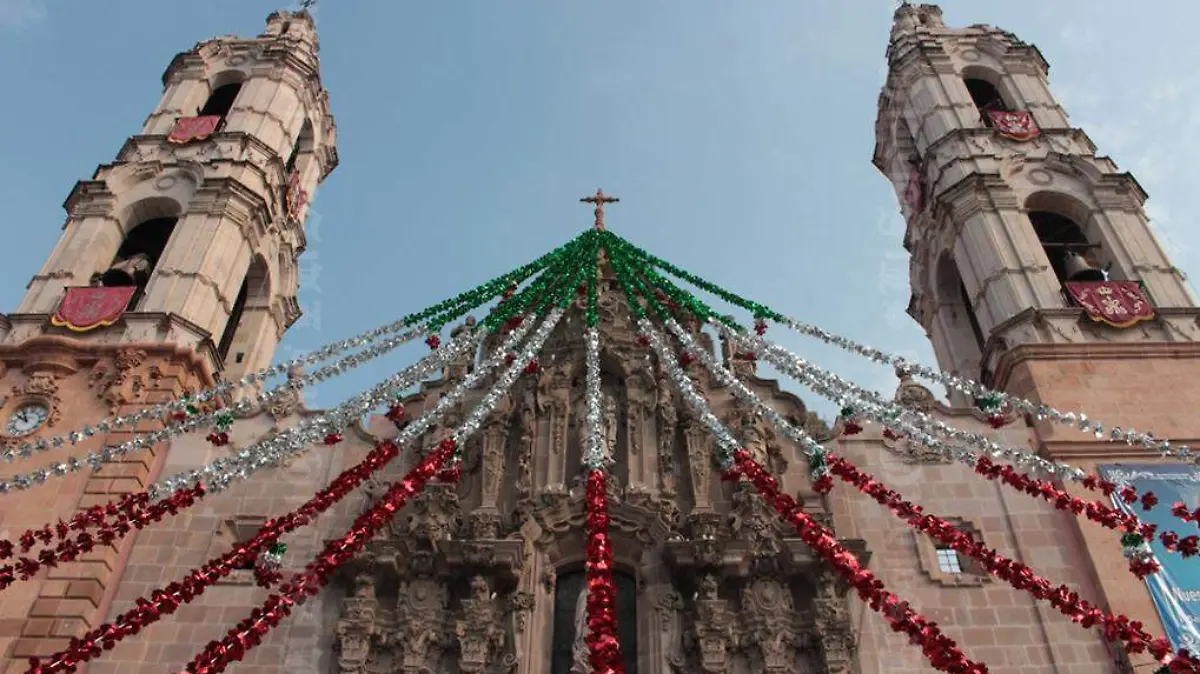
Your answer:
580;189;619;232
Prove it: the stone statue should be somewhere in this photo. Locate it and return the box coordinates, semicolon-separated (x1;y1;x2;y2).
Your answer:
601;392;619;458
571;586;590;674
743;423;768;467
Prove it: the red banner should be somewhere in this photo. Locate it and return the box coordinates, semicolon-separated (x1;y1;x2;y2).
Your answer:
50;286;137;332
167;115;222;144
285;170;308;220
987;110;1040;142
1065;281;1155;328
904;169;924;215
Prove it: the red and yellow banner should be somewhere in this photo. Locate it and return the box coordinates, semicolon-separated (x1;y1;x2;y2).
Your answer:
50;286;137;332
1065;280;1155;328
987;110;1040;142
167;115;222;144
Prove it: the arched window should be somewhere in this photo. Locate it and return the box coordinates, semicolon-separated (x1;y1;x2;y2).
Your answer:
217;258;269;367
551;568;638;673
199;82;242;119
100;217;177;309
1028;210;1098;283
964;77;1008;125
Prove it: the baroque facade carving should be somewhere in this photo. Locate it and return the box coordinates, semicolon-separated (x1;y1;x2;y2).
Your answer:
330;282;855;673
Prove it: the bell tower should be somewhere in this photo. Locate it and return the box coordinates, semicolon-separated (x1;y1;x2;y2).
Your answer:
9;8;335;383
0;9;336;664
875;2;1200;664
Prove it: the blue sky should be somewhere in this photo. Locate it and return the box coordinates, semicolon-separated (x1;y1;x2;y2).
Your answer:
1;0;1198;419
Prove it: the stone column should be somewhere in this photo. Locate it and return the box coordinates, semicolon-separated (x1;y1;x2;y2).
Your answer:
682;415;713;510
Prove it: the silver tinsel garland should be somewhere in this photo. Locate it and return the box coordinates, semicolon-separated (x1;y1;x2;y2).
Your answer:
1;316;426;466
664;319;827;462
636;319;740;468
450;308;564;452
582;327;608;471
146;323;498;499
0;326;433;495
728;324;1090;482
776;315;1190;461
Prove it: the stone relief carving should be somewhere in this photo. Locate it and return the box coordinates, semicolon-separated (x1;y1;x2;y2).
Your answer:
86;348;149;415
264;363;305;419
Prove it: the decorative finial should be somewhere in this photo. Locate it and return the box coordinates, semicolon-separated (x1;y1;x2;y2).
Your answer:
580;189;619;232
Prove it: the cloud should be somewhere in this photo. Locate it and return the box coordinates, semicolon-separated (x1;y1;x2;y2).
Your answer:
0;0;44;28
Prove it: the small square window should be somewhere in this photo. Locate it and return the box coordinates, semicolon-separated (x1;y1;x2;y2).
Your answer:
935;547;963;575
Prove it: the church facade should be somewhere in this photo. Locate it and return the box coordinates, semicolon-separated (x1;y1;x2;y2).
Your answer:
0;4;1191;674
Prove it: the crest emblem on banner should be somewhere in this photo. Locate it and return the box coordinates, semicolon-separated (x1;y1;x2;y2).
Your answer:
1065;280;1155;328
167;115;222;144
285;170;308;221
50;287;137;332
987;110;1040;142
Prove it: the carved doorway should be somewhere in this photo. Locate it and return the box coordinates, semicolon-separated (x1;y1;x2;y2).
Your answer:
550;569;638;673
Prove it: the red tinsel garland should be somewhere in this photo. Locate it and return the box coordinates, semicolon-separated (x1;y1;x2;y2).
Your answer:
0;485;205;592
973;457;1199;560
27;440;405;674
179;439;456;674
828;455;1197;671
729;451;990;674
584;469;626;674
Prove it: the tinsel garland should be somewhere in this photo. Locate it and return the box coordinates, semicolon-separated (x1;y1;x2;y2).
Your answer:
2;324;430;496
0;324;482;597
731;452;989;674
0;484;204;591
179;440;454;674
609;266;985;672
582;322;626;673
0;232;588;494
28;440;401;674
658;313;1192;664
180;296;570;674
584;469;624;674
731;328;1200;566
612;233;1200;549
149;323;487;498
826;455;1195;669
610;233;1195;464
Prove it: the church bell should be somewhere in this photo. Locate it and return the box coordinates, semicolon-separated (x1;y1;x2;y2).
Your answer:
100;253;152;288
1063;251;1106;283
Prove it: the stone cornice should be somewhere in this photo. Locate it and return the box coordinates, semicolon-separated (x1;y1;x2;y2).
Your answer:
62;180;116;219
1039;440;1200;463
990;311;1200;390
2;312;222;379
0;332;217;389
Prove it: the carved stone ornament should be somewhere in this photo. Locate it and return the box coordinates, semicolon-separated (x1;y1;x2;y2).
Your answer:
85;349;151;415
405;483;461;542
893;367;937;412
454;576;509;673
264;363;305;420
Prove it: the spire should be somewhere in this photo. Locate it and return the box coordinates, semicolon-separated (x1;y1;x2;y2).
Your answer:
890;2;945;44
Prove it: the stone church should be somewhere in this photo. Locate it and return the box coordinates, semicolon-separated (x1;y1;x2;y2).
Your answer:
0;3;1193;673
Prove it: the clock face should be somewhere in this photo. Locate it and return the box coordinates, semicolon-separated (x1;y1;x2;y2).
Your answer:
7;403;49;437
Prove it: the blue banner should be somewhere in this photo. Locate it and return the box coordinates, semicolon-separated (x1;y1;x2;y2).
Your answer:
1099;464;1200;653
